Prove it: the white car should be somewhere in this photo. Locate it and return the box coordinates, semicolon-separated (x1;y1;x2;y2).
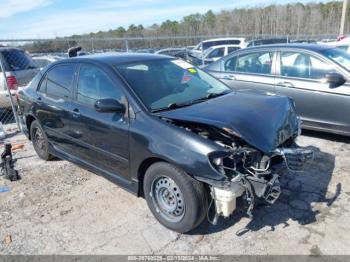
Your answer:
321;37;350;53
189;44;241;66
32;55;64;69
189;38;247;59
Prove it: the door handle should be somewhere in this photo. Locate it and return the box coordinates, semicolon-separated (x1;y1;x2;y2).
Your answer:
72;108;80;117
277;82;294;88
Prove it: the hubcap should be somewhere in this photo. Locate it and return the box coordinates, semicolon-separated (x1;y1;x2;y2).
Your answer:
151;176;185;222
34;128;46;153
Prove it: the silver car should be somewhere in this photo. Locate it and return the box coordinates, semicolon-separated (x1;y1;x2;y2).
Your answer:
0;47;39;108
206;44;350;136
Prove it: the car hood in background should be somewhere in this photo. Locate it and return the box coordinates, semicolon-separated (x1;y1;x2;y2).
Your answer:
158;92;299;153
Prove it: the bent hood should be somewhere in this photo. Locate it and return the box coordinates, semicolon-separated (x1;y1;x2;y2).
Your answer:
158;92;299;153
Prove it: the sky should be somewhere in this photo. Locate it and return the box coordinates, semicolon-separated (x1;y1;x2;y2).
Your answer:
0;0;337;39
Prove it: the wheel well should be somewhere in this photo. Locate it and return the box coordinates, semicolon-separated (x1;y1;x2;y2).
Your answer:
26;115;36;140
137;157;166;197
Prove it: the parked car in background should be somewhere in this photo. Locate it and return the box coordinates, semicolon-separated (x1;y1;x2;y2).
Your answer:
247;38;289;47
188;44;241;66
17;53;312;233
155;48;188;60
32;55;64;69
0;47;39;108
291;39;317;44
323;37;350;53
206;44;350;136
189;38;247;59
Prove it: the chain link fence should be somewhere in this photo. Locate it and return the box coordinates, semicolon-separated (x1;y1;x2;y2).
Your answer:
0;48;23;142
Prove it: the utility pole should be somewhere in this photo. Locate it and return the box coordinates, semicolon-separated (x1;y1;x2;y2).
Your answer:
340;0;348;35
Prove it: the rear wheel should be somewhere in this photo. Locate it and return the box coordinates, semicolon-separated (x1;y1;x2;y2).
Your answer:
30;120;53;161
144;162;208;233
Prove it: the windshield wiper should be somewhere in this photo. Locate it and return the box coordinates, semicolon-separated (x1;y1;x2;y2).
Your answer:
151;102;192;113
151;90;231;113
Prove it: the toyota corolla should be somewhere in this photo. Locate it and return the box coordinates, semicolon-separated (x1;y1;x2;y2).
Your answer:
17;53;313;233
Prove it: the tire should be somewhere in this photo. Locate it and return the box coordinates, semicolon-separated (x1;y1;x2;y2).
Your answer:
144;162;208;233
30;120;53;161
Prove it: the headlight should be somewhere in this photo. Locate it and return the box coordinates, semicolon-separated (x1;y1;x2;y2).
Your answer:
208;151;231;175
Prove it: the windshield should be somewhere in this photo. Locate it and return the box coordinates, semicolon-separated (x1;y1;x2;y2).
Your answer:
115;59;231;112
321;48;350;71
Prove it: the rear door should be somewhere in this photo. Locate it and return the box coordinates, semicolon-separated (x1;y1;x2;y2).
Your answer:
275;49;350;133
70;63;130;178
209;50;276;93
36;63;78;154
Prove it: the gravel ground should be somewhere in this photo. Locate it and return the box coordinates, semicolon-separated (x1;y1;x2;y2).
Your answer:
0;129;349;255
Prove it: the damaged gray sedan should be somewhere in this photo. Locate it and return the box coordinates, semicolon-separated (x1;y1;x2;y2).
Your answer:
18;54;313;233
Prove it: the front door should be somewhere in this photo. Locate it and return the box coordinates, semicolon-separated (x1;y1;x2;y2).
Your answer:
70;63;130;178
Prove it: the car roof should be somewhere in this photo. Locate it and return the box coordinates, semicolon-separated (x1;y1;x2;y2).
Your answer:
207;44;242;49
155;48;186;53
56;52;171;66
241;43;334;52
202;37;246;43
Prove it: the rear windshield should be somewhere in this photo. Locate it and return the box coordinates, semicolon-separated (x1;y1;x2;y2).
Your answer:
1;49;37;71
203;40;241;50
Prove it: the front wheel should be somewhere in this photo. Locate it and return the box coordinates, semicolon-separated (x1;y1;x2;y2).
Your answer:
144;162;208;233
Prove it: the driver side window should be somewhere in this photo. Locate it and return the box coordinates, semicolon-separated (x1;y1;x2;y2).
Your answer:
280;51;335;80
77;64;123;107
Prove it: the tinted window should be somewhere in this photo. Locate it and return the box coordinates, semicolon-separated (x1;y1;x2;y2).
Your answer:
224;51;273;74
1;49;37;71
202;40;241;50
46;64;76;99
280;51;335;79
227;47;240;54
77;64;122;106
207;47;225;58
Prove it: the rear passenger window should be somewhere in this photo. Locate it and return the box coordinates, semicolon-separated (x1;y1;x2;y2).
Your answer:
46;64;76;99
77;64;123;106
207;48;225;58
224;51;273;74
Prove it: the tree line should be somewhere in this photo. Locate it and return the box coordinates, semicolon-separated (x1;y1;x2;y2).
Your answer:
24;1;348;53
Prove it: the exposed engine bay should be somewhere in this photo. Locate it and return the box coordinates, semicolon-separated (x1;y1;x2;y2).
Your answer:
167;119;314;224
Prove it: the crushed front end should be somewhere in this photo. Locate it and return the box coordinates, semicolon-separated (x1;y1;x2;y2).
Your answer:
207;141;313;223
159;93;314;224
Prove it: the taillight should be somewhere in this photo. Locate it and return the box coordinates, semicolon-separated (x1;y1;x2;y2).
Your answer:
6;76;18;90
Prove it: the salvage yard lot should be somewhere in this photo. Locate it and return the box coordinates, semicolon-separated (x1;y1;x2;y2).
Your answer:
0;130;350;255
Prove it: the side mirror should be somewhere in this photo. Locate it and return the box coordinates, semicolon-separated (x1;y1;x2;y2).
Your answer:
95;99;125;113
325;72;346;88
